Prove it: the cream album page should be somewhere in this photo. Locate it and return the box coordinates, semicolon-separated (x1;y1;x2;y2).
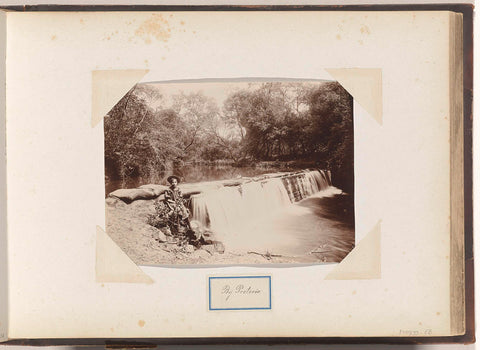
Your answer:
5;10;454;337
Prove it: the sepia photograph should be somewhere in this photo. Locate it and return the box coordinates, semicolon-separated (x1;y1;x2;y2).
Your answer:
104;80;355;265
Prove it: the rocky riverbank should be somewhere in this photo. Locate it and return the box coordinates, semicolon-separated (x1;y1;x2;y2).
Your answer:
105;195;335;265
106;195;351;265
105;170;354;265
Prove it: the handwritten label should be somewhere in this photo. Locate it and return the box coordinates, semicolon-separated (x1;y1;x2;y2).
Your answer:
209;276;271;310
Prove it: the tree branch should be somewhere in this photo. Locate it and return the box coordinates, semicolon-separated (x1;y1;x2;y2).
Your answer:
132;108;148;136
183;127;199;152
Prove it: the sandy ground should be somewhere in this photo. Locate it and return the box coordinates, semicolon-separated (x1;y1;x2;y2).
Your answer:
105;188;355;266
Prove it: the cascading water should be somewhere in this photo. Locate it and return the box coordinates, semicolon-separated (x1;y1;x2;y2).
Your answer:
326;170;332;185
280;170;330;203
190;186;245;239
190;170;331;243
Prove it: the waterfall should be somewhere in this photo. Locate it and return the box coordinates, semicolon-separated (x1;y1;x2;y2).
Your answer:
190;186;245;238
326;170;332;185
190;169;331;240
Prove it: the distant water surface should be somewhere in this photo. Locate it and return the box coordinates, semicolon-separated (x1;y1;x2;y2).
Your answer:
106;164;300;194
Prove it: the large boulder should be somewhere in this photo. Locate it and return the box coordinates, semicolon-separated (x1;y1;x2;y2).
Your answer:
139;184;169;197
108;188;157;203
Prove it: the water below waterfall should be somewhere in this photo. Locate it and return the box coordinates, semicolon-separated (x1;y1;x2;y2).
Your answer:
190;170;354;261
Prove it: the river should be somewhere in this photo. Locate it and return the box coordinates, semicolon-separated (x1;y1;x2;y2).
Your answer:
106;163;301;195
106;166;355;263
185;169;354;262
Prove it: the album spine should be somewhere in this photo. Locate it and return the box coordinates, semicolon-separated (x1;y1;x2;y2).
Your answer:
0;9;8;343
448;11;465;337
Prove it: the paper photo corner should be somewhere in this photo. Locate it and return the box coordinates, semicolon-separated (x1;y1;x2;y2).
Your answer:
325;68;382;125
325;220;381;280
93;68;382;282
93;69;152;284
323;68;382;279
91;69;149;128
96;226;153;284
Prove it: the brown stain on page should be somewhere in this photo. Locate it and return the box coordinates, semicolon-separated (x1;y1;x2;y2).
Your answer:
360;25;371;35
138;320;146;327
135;14;171;45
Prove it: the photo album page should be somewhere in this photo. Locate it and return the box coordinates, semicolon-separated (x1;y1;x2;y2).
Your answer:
1;8;470;340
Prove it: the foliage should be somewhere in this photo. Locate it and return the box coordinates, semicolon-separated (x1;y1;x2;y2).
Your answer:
219;82;353;191
105;86;187;186
306;82;354;192
147;200;172;229
171;91;221;159
105;81;354;193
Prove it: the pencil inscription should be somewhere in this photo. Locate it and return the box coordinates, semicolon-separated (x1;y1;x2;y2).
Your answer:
399;329;432;336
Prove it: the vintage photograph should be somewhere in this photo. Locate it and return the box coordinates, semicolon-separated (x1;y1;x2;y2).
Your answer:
104;80;355;265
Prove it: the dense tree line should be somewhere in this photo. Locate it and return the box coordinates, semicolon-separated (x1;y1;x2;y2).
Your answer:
104;81;353;192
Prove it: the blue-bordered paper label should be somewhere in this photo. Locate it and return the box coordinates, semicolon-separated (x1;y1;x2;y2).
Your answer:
208;276;272;311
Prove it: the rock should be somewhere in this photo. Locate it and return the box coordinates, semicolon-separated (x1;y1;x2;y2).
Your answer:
189;220;205;234
105;197;117;206
214;241;225;254
201;244;216;255
185;244;195;253
139;184;168;197
159;226;172;237
201;230;218;244
109;188;157;203
105;196;125;208
222;179;244;187
130;199;156;212
190;249;211;260
156;228;168;242
200;242;225;254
